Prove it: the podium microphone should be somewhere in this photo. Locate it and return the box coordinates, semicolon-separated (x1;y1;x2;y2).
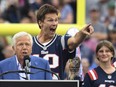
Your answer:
23;55;60;80
23;55;30;80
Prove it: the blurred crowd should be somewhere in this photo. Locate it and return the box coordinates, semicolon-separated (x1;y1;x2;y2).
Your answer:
0;0;116;77
81;0;116;76
0;0;76;23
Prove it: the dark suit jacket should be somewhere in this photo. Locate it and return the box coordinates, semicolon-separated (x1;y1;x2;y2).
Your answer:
0;55;52;80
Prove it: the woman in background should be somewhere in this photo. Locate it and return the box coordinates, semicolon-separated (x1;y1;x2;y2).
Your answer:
83;40;116;87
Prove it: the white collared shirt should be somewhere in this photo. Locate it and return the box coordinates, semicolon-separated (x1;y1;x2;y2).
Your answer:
15;56;30;80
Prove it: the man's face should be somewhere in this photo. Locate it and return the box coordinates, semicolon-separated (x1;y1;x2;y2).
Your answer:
13;35;32;60
40;13;58;38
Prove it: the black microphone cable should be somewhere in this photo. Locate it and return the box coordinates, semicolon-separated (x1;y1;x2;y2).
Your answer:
23;55;60;80
30;65;60;80
0;70;34;80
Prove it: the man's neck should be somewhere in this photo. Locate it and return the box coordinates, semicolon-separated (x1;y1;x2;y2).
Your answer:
37;34;55;43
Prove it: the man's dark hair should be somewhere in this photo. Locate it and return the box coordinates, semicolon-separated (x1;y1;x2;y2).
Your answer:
36;4;58;24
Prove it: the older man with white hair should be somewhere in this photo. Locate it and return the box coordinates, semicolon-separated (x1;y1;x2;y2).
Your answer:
0;31;52;80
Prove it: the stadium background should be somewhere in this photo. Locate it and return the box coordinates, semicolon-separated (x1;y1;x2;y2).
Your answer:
0;0;116;74
0;0;85;36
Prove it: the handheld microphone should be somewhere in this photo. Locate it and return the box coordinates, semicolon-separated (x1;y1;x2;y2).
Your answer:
23;55;30;80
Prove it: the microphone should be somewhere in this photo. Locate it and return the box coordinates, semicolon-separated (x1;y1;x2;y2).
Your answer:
23;55;30;80
30;65;60;80
23;55;60;80
0;70;33;79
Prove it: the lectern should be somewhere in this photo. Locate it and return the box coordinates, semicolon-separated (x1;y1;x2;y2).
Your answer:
0;80;79;87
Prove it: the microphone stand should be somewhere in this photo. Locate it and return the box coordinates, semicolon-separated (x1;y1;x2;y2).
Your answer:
0;70;33;80
23;55;31;80
24;62;30;80
25;69;29;80
30;65;60;80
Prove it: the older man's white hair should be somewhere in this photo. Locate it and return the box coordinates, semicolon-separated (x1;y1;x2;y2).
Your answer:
12;31;33;46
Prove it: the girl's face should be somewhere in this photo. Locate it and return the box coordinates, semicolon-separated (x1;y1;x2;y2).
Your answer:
97;46;113;63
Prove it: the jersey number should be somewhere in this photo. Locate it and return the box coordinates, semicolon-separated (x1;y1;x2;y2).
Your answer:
33;54;59;79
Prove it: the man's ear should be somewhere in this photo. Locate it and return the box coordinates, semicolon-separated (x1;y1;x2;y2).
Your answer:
39;21;43;28
12;46;14;50
12;46;16;54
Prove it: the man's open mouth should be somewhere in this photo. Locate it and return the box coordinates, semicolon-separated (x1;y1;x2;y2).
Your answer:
50;28;56;32
22;52;28;55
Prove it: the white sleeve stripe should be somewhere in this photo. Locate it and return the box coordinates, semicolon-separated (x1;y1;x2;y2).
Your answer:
76;47;81;58
61;36;65;50
90;70;97;80
113;61;116;67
